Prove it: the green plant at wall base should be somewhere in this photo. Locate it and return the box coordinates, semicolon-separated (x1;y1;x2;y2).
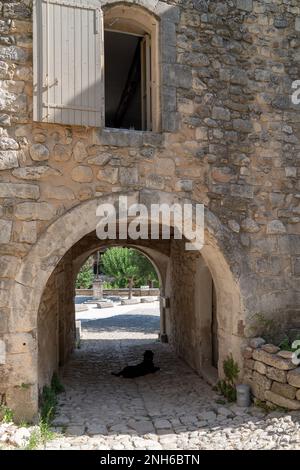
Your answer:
25;419;55;450
41;373;64;423
40;386;57;423
25;429;41;450
25;373;64;449
217;380;237;402
279;335;300;351
217;355;240;402
51;372;65;394
279;337;293;351
223;355;240;383
0;405;14;423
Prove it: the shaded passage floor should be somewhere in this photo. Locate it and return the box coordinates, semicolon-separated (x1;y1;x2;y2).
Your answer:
48;311;300;450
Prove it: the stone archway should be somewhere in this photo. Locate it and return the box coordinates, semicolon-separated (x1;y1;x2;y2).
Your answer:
8;190;245;421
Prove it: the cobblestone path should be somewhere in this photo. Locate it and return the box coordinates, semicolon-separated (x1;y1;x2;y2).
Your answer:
43;312;300;450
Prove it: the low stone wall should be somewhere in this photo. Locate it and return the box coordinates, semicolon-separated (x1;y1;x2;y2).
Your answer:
244;339;300;410
75;288;160;297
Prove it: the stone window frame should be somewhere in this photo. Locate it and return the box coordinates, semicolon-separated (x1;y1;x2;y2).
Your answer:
96;0;181;135
103;3;160;132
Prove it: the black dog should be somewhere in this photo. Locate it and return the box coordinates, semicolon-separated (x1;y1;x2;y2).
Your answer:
112;350;160;378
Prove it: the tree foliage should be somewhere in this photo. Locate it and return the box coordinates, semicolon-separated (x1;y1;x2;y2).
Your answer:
76;259;94;289
101;247;159;297
76;248;159;294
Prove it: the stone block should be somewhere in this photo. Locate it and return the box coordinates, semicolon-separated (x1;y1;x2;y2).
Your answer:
15;202;56;221
249;338;265;349
265;391;300;410
162;64;192;90
19;221;37;244
0;182;40;200
266;367;287;384
12;166;61;180
87;153;111;166
271;381;297;400
245;359;254;370
253;349;297;371
232;119;252;133
292;258;300;276
121;299;141;305
0;255;19;278
237;0;253;12
0;150;19;169
29;143;49;161
246;379;267;402
146;174;165;190
175;179;193;192
253;361;267;375
53;144;71;162
71;165;93;183
43;185;75;201
0;219;12;243
228;220;240;233
96;301;114;309
212;106;230;121
230;184;253;199
266;220;286;235
119;167;139;186
252;371;271;390
72;141;87;163
242;346;253;359
241;218;260;233
97;167;119;184
287;368;300;388
277;350;294;360
262;344;280;354
4;332;35;355
0;137;18;150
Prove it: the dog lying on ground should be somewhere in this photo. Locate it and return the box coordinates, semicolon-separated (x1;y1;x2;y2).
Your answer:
112;350;160;378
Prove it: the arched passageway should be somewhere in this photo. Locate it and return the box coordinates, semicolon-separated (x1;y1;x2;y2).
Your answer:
9;191;244;422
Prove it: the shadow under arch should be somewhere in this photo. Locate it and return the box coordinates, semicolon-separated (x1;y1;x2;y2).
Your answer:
9;190;246;419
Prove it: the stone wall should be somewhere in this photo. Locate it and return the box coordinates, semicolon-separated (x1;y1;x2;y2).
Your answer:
244;338;300;410
37;248;75;392
75;288;160;297
167;239;220;381
0;0;300;420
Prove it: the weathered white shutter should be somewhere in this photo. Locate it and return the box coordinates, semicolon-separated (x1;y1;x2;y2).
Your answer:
33;0;104;127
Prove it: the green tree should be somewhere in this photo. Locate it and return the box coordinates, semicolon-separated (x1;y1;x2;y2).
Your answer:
76;259;94;289
101;247;159;298
131;251;158;287
101;247;138;299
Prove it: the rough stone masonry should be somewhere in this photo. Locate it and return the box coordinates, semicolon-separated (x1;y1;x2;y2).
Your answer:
0;0;300;421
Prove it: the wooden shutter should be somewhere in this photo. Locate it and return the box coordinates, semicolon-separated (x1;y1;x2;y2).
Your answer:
141;34;152;131
33;0;104;127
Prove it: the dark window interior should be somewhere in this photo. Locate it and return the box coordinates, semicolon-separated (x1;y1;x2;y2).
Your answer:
104;30;142;130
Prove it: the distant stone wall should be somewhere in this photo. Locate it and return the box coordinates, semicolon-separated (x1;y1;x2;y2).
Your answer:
75;288;160;297
244;339;300;410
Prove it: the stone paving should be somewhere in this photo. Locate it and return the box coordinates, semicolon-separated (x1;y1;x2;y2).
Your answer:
1;305;300;450
43;309;300;450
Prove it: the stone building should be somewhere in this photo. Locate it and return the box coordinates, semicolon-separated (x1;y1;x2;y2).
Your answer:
0;0;300;421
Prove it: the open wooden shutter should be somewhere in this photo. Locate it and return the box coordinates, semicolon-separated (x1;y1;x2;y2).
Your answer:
33;0;104;127
141;34;152;131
